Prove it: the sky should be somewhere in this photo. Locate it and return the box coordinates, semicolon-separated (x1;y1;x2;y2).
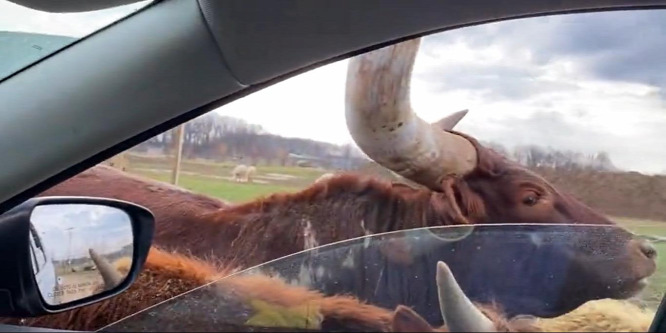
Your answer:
30;203;134;261
1;2;665;173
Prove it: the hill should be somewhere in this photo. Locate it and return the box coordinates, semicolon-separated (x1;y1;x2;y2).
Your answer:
534;167;666;222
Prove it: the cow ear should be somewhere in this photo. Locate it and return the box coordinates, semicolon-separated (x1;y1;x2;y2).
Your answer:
391;305;436;332
432;110;469;131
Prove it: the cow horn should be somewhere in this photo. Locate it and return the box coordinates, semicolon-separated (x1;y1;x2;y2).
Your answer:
436;261;495;332
345;38;478;190
89;248;123;290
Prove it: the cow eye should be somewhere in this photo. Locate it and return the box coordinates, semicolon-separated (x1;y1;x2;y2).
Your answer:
522;194;540;206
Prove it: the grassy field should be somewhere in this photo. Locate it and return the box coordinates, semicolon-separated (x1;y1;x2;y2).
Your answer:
117;153;666;309
125;153;327;203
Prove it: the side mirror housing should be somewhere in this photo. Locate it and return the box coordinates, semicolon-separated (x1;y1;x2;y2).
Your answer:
0;196;154;317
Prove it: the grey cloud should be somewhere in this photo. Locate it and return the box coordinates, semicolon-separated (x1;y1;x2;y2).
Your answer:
534;11;666;91
420;61;578;101
422;9;666;96
457;110;666;174
417;8;666;174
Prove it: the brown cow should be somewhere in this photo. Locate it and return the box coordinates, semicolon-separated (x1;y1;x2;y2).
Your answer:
1;247;395;332
1;251;653;332
37;37;656;319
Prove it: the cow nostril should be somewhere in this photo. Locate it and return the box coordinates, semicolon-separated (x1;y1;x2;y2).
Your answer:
639;241;658;259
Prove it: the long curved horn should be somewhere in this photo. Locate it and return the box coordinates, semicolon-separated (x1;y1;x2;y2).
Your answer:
436;261;495;332
345;38;478;190
89;248;123;290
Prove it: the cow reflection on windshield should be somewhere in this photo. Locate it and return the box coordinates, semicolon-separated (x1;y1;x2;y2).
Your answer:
103;224;658;332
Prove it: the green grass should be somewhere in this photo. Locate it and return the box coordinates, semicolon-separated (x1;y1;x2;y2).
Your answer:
125;154;325;203
127;154;325;178
614;216;666;237
133;170;303;203
646;242;666;306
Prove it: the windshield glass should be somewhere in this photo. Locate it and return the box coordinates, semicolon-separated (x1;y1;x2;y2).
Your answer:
0;0;153;82
103;223;662;332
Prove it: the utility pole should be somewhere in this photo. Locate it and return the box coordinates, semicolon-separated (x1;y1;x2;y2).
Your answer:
170;124;185;185
65;227;74;265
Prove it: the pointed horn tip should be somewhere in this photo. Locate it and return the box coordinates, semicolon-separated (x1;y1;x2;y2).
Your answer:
449;109;470;121
436;260;497;332
436;261;451;278
436;261;457;293
432;109;471;131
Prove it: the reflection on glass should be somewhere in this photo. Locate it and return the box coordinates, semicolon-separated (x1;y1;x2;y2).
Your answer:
103;224;662;332
29;203;134;306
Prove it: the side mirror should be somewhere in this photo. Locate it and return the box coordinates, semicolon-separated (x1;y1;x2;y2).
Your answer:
0;196;154;317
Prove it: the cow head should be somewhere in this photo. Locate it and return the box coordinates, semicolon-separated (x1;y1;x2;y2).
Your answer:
345;38;657;315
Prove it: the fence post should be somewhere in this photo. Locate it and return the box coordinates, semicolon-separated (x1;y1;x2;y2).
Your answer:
171;124;185;185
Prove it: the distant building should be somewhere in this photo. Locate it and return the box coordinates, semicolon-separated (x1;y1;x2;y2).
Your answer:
288;153;323;168
287;153;365;170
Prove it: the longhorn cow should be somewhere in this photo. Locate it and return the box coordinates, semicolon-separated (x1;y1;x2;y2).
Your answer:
36;37;656;319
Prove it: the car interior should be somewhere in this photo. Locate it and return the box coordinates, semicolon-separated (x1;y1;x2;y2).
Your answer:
2;0;666;331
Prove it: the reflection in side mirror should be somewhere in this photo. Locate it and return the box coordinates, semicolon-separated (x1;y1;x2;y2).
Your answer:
29;204;134;306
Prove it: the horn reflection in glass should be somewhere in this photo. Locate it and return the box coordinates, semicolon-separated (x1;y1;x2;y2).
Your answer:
29;203;134;306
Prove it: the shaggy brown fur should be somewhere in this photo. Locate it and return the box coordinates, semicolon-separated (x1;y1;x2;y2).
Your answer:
0;247;394;332
0;247;655;332
38;137;652;270
183;134;651;269
46;134;644;266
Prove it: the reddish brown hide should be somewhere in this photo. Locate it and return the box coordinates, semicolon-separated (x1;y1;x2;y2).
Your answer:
0;249;650;332
0;247;395;332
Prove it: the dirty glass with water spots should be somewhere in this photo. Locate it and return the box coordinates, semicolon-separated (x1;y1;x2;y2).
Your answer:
103;223;663;332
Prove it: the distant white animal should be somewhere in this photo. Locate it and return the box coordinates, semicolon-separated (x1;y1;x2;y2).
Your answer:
231;164;257;183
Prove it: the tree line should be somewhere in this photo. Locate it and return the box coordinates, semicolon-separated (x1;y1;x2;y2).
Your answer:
130;113;618;172
131;113;367;169
482;142;617;172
